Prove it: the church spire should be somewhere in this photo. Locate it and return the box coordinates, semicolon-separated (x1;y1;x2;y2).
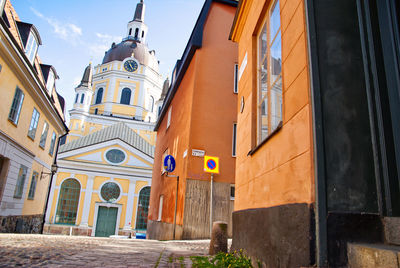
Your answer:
78;63;92;88
133;0;145;22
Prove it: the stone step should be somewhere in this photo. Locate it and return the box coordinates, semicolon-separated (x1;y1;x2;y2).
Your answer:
347;243;400;268
384;217;400;246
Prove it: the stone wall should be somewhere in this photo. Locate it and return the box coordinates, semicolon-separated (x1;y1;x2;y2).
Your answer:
0;214;43;234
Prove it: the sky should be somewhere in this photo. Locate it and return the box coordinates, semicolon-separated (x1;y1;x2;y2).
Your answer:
12;0;205;123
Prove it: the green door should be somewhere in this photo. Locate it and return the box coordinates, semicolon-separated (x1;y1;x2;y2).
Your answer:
95;206;118;237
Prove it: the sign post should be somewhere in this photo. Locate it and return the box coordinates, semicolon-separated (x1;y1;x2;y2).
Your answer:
204;156;219;236
163;155;178;240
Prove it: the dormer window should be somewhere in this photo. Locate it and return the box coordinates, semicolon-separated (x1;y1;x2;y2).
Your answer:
46;70;55;94
25;32;39;64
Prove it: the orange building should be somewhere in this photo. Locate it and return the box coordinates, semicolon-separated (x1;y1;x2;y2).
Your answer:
231;0;400;267
147;0;238;240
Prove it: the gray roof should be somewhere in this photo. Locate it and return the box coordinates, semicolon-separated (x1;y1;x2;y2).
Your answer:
134;0;145;22
59;122;154;157
78;63;92;88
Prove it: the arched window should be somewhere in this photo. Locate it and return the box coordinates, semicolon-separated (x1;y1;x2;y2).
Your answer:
120;88;131;105
75;94;79;103
129;28;132;36
142;31;145;38
150;96;154;112
135;28;139;39
80;93;85;104
55;179;80;224
95;88;103;104
135;186;150;230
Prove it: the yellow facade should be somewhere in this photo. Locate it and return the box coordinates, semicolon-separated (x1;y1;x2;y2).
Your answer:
0;0;67;227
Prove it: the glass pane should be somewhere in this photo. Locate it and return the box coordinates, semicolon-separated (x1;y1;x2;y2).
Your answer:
106;149;126;164
270;31;282;86
270;0;281;42
136;187;151;230
259;97;269;141
259;24;267;64
271;76;283;131
56;179;80;224
100;182;121;202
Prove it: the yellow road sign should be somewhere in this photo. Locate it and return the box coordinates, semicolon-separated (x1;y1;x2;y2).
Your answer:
204;155;219;174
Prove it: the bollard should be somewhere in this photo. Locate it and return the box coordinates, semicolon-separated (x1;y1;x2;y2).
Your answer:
209;221;228;255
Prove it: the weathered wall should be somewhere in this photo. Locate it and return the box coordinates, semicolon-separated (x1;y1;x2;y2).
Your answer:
182;179;233;239
0;214;43;234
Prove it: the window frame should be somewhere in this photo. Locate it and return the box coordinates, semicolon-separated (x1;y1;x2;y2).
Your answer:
55;178;81;225
75;94;79;103
80;93;85;104
167;107;172;129
232;123;237;157
234;64;239;93
120;88;132;105
8;87;25;125
13;165;28;199
27;108;40;140
95;88;103;104
25;32;39;64
39;121;49;149
49;132;57;156
256;0;283;145
46;70;55;94
27;171;39;200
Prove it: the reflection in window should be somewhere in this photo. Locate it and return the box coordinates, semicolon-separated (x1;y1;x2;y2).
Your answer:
25;33;38;63
8;87;24;125
39;122;49;148
49;132;57;156
13;165;28;199
27;172;39;200
28;108;40;139
257;0;282;142
46;70;55;94
120;88;131;105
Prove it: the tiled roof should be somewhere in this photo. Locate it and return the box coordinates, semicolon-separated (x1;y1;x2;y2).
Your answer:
59;122;154;157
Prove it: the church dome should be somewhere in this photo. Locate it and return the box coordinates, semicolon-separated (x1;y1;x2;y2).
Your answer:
102;39;159;72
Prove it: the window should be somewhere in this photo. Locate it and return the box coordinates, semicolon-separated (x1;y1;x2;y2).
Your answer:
149;96;154;112
49;132;57;156
135;28;139;39
234;64;239;93
129;28;132;36
157;195;163;221
230;185;235;200
167;107;172;129
120;88;131;105
8;87;24;125
142;31;145;38
105;149;126;164
136;186;151;230
100;182;120;202
25;33;38;63
27;108;40;139
39;122;49;148
75;94;79;103
55;178;80;224
95;88;103;104
232;123;237;157
46;70;55;94
13;165;28;199
80;93;85;104
257;0;282;142
94;108;98;115
27;171;39;200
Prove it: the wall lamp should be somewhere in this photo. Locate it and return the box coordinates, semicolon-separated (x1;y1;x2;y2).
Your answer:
40;163;58;180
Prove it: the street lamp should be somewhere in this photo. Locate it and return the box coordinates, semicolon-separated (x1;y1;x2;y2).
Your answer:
40;163;58;180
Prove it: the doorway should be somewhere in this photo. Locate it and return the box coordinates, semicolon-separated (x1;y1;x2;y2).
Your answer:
95;206;118;237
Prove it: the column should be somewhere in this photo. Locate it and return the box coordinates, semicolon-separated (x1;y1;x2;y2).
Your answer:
80;175;94;227
45;173;58;223
123;180;136;230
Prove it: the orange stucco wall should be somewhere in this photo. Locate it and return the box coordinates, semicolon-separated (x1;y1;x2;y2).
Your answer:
148;2;238;226
233;0;315;211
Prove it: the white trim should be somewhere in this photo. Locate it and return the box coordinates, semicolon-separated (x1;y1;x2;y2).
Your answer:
233;63;239;93
79;175;94;227
123;180;136;230
92;202;122;237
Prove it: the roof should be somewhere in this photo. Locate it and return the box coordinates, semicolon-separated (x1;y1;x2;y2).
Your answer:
154;0;237;131
78;63;92;88
59;122;155;157
133;0;145;22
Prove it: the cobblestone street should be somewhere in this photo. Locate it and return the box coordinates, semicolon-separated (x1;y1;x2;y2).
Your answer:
0;234;217;267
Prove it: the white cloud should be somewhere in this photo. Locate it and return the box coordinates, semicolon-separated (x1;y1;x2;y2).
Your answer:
30;7;82;45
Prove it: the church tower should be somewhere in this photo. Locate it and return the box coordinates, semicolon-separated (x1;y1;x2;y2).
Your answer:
46;0;160;238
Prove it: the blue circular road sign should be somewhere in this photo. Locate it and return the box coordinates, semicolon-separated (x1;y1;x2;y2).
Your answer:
207;159;217;170
164;155;176;173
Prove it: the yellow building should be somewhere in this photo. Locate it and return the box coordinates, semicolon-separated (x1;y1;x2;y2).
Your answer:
44;0;163;237
0;0;68;233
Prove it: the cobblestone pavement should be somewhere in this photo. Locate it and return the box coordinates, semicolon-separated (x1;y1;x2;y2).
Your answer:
0;234;229;267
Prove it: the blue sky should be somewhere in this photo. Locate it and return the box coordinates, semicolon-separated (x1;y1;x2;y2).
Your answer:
12;0;205;122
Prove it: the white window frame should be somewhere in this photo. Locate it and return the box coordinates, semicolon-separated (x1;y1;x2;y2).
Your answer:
167;107;172;129
25;32;38;64
27;108;40;140
232;123;237;157
46;70;55;94
234;64;239;93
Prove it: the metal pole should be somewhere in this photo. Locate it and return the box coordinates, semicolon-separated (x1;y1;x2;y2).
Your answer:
210;173;213;237
173;176;179;240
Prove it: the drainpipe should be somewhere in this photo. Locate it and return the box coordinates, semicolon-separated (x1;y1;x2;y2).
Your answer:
41;132;69;234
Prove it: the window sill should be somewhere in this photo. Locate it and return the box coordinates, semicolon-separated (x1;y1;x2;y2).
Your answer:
27;197;34;200
27;134;35;141
248;121;283;156
8;118;18;127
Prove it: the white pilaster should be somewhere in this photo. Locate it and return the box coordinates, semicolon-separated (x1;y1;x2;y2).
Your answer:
80;175;94;227
123;180;136;230
45;173;58;223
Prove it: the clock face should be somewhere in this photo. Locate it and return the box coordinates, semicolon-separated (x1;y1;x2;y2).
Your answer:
124;60;138;72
